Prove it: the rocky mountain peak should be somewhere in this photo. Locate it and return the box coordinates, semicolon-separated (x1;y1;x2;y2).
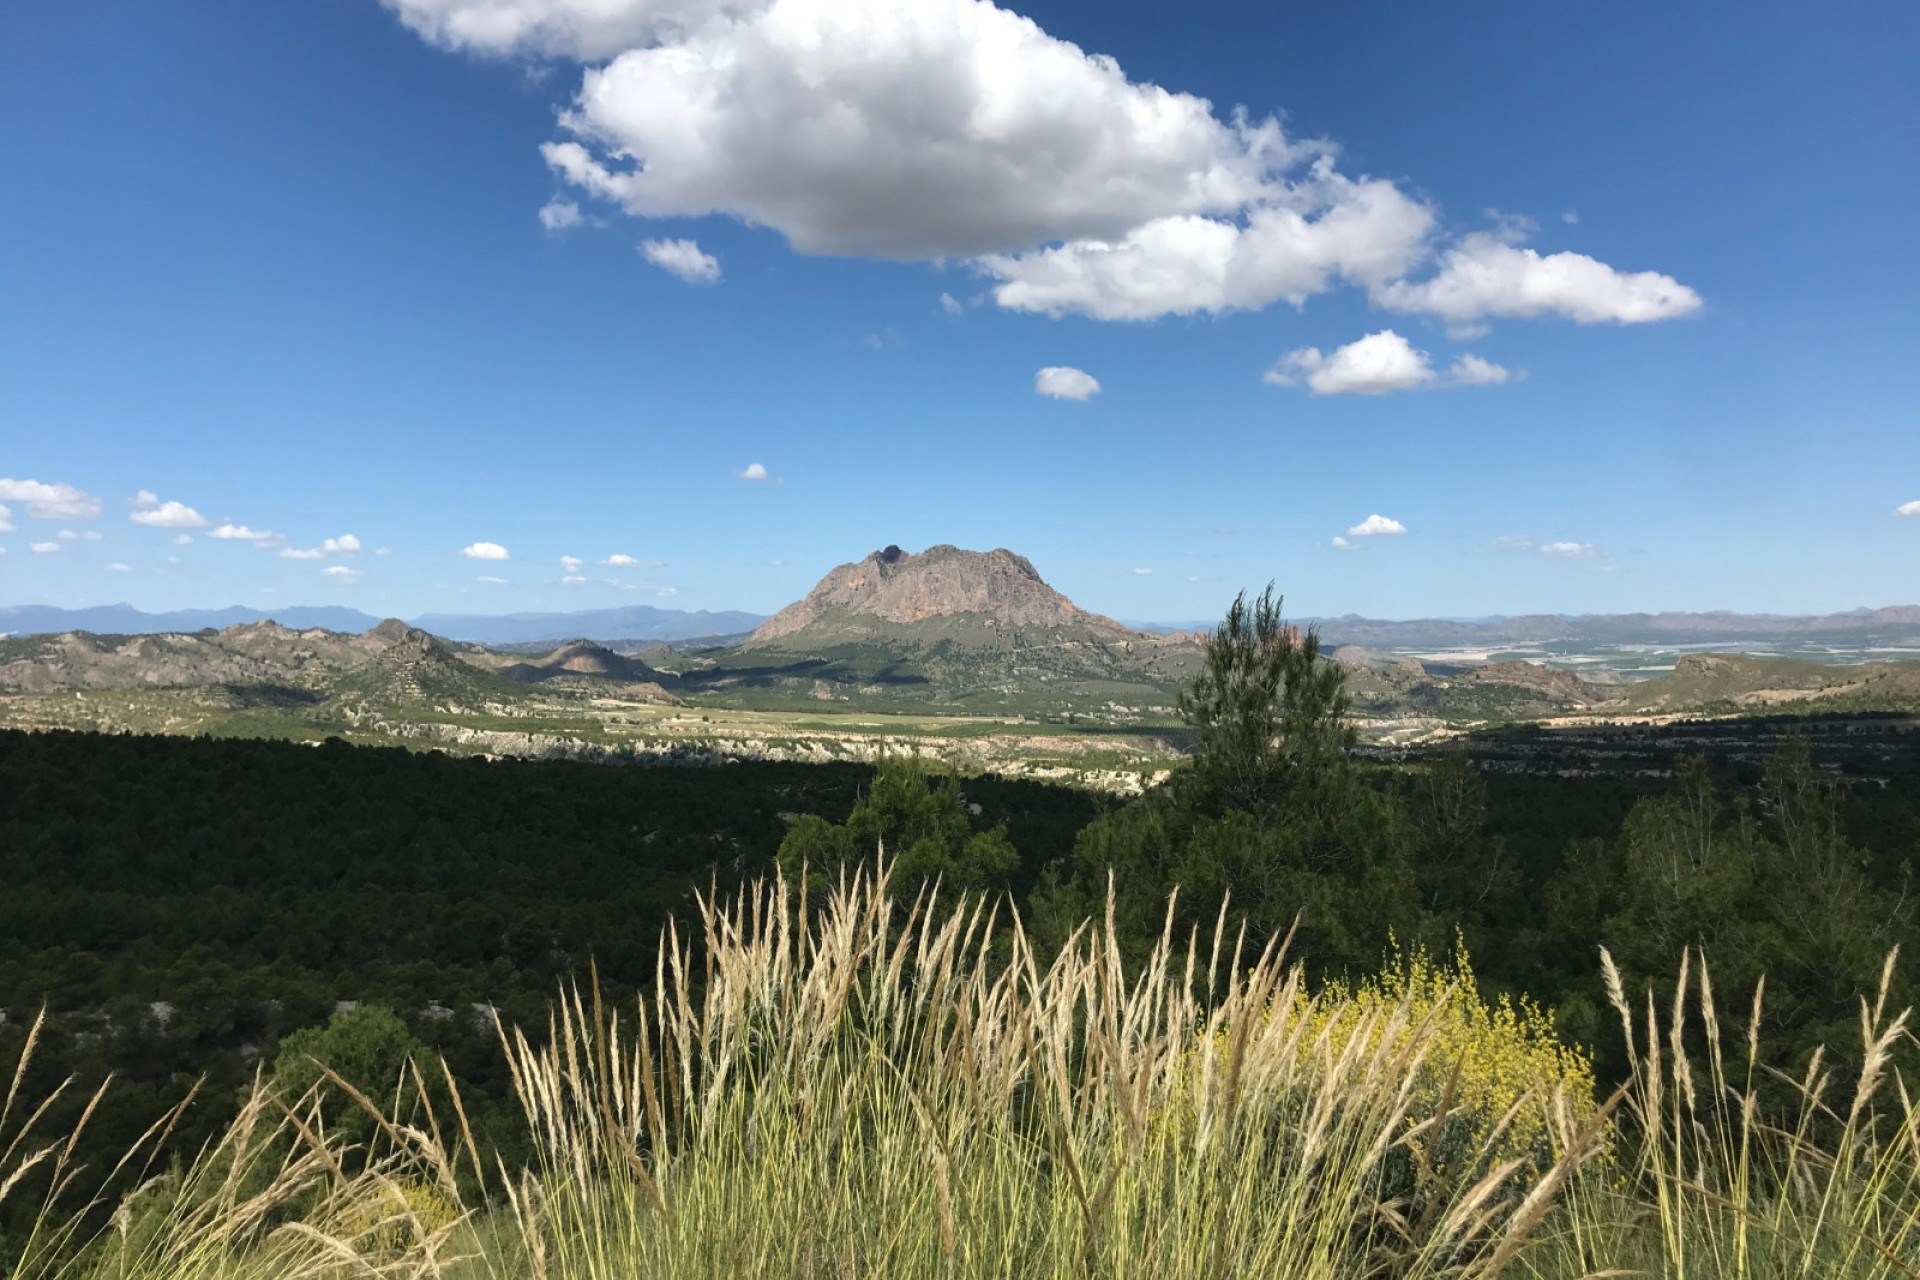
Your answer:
750;544;1119;645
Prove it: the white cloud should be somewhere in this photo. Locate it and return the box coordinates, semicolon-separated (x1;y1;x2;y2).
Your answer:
984;170;1434;320
1133;566;1152;575
563;574;589;584
561;555;585;571
478;575;509;585
939;291;965;317
107;562;132;572
640;237;721;284
1377;231;1702;327
322;534;361;554
737;462;769;481
0;479;102;520
0;504;11;533
131;494;207;528
1449;354;1515;386
57;529;78;540
30;541;59;554
1487;533;1537;552
539;198;584;231
1561;210;1579;225
462;540;512;560
1330;535;1358;551
1895;500;1920;518
323;565;362;583
281;547;325;560
173;533;194;546
1347;514;1407;537
386;0;1696;330
1034;366;1101;401
603;553;642;566
209;522;280;543
1266;330;1434;397
1540;540;1604;559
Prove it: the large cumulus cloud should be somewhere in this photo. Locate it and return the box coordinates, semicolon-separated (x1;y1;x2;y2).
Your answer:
384;0;1698;326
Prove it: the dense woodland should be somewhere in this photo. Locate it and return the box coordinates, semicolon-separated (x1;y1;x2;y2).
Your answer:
3;596;1918;1239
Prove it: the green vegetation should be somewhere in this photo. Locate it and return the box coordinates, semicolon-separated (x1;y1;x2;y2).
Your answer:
1036;589;1415;969
4;867;1916;1278
777;750;1019;895
3;587;1920;1272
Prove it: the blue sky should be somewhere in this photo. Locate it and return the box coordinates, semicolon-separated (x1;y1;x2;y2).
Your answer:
2;0;1916;622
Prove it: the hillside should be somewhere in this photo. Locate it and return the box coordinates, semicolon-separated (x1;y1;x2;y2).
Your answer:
1621;652;1920;713
699;545;1202;715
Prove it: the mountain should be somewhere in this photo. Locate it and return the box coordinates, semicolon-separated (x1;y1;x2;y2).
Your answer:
749;544;1139;648
0;603;385;637
411;605;765;646
0;603;765;647
0;617;515;706
1304;605;1920;650
678;545;1201;716
495;641;674;692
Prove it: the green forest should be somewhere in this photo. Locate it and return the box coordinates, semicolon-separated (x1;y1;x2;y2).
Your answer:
3;592;1918;1257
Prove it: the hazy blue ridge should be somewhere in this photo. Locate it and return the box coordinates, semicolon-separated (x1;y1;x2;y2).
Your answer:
0;603;767;645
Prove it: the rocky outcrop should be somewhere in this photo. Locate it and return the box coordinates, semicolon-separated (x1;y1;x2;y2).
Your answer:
750;544;1136;646
1464;660;1607;705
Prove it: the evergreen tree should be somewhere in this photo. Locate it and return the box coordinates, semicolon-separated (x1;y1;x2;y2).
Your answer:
1037;587;1418;971
777;752;1018;898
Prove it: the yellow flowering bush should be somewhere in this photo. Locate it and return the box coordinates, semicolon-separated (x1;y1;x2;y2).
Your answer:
1305;942;1599;1195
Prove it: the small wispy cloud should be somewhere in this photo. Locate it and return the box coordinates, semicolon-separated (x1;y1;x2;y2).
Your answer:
461;541;511;561
1347;514;1408;537
1449;354;1516;386
939;292;965;317
173;533;194;546
1;479;102;521
603;553;643;567
1133;566;1153;575
209;522;280;544
30;541;59;553
737;462;770;481
1896;500;1920;518
322;565;361;583
1267;331;1515;395
1035;366;1101;401
560;555;584;571
130;493;207;528
107;562;132;572
1540;540;1604;559
477;575;509;585
539;198;583;232
1487;533;1537;552
281;547;325;560
1330;536;1359;551
640;237;721;284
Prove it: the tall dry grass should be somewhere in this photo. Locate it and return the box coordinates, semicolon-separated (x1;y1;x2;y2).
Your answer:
3;860;1915;1279
1525;947;1920;1279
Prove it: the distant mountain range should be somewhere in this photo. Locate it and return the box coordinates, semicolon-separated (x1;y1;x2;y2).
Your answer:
1127;606;1920;649
3;549;1919;759
0;603;766;646
7;593;1920;653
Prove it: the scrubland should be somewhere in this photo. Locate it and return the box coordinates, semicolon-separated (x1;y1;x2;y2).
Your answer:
5;863;1915;1280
